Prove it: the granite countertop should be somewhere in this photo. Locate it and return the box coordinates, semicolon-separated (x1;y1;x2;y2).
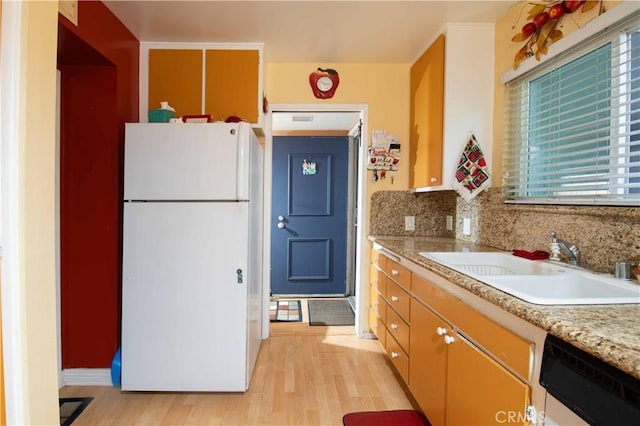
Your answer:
370;236;640;380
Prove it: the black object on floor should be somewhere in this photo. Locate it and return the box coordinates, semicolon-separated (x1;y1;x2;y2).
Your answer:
308;299;355;326
59;397;92;426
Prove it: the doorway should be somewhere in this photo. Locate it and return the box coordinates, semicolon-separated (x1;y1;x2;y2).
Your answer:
266;107;364;334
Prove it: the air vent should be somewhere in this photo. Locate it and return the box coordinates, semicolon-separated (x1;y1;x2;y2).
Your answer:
292;115;314;122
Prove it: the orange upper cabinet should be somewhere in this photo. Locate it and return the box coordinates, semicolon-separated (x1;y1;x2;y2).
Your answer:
409;24;494;191
410;34;445;189
145;45;263;126
205;49;259;123
148;49;203;118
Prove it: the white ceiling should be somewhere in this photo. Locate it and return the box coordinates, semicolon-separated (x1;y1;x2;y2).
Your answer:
104;1;514;63
103;0;515;130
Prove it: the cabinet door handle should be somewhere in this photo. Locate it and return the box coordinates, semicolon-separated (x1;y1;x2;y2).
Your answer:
391;269;399;276
373;278;379;284
391;351;399;358
373;301;379;306
444;335;455;345
436;327;448;336
430;177;438;183
391;296;399;302
390;323;399;330
372;324;378;329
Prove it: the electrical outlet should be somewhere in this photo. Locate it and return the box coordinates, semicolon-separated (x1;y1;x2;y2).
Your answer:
405;216;415;231
446;215;453;231
463;217;471;235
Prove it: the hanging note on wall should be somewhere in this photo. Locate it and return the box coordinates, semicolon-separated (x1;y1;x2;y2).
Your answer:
367;130;400;171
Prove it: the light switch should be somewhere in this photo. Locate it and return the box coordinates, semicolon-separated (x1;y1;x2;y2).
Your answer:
446;215;453;231
463;218;471;235
405;216;415;231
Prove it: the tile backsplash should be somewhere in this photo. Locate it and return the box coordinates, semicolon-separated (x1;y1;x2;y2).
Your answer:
369;190;456;237
370;188;640;275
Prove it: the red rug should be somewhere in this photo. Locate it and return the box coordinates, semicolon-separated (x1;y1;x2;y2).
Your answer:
343;410;429;426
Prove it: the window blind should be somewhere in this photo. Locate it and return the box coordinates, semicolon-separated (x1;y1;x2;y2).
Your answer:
503;12;640;206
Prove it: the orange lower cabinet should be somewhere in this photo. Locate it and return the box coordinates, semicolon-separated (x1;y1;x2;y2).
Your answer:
409;299;448;426
445;333;530;426
386;331;409;384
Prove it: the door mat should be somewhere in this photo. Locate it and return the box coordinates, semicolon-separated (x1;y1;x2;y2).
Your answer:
60;397;92;426
308;299;355;326
270;300;302;322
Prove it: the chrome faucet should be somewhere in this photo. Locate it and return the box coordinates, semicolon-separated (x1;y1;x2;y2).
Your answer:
550;231;581;266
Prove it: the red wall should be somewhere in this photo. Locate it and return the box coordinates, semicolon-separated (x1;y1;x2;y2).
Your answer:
58;1;139;368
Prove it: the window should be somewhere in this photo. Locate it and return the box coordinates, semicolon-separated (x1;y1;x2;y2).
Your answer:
503;13;640;205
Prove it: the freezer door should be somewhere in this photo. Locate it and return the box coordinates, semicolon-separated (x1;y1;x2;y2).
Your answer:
124;123;251;200
121;202;250;391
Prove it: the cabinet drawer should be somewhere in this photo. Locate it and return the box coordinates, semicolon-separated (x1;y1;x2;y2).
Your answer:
386;279;410;322
370;264;386;298
383;259;411;291
370;309;386;347
386;307;410;354
370;287;387;323
371;250;387;269
412;274;532;380
386;330;409;384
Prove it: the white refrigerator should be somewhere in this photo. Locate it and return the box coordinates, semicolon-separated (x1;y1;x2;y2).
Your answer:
121;122;263;391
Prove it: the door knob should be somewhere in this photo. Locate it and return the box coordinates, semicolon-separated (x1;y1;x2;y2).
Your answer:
277;223;285;229
278;215;285;222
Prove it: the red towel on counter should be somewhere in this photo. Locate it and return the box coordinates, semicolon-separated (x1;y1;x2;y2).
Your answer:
512;250;550;260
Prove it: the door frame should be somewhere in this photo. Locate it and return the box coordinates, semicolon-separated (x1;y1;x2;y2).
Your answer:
262;103;369;339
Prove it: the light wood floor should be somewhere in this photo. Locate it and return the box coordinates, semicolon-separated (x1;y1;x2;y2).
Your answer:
60;300;415;425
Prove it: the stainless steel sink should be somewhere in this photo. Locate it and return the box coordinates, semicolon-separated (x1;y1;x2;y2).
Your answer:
419;252;640;305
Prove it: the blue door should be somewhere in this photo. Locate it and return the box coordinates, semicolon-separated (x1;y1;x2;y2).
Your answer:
271;136;349;295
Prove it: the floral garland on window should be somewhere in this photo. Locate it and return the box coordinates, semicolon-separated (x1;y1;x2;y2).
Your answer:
511;0;605;69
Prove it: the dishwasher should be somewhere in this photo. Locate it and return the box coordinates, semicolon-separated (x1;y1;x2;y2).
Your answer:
540;334;640;425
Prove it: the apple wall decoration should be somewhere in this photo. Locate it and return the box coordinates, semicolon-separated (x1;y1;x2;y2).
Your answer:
309;68;339;99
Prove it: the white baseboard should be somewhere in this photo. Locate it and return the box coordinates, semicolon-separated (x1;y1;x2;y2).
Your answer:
61;368;113;387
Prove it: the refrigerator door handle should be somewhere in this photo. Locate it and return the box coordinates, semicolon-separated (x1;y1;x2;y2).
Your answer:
236;124;250;200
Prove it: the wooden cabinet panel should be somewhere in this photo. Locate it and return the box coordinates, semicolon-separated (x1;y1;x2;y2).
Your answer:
148;49;203;117
386;279;410;322
386;307;410;354
383;259;411;291
446;334;530;426
205;49;259;123
409;299;448;426
386;331;409;384
369;309;386;347
410;34;445;188
370;264;386;298
412;274;531;380
371;250;387;270
370;287;386;323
